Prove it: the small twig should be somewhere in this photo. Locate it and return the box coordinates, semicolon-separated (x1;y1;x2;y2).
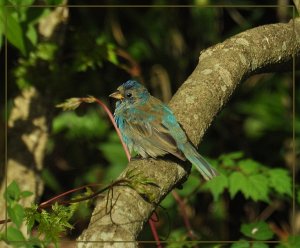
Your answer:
149;218;163;248
38;179;128;210
0;218;11;225
38;183;101;209
172;191;198;240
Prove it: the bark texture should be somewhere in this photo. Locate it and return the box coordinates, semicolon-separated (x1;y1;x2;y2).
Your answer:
0;3;69;246
0;88;48;244
77;19;300;247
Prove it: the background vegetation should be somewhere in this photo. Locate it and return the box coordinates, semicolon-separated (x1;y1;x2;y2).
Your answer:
0;0;299;247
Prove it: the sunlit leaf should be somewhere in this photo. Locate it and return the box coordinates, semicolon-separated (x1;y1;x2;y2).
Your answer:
241;221;274;241
8;203;24;228
268;169;292;197
247;174;269;202
229;172;269;202
0;7;26;55
238;159;261;174
229;171;247;199
7;226;26;242
202;174;228;201
5;180;21;203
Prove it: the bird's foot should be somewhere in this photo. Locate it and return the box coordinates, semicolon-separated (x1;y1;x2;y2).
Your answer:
130;154;144;161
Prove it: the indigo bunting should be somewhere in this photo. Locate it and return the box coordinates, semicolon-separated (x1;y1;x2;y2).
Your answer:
109;80;217;180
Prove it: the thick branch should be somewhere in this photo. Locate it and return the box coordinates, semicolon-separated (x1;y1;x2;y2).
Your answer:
77;18;299;247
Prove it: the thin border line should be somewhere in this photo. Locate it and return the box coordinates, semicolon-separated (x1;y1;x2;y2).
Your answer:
2;4;294;8
4;3;8;240
292;4;296;238
3;3;296;245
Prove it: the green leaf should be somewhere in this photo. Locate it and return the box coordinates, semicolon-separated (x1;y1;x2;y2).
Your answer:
35;42;57;61
5;180;21;203
107;44;118;65
238;159;261;174
229;172;269;202
231;240;250;248
24;204;39;232
202;174;228;201
0;7;26;55
20;190;33;198
8;203;25;228
241;221;274;241
26;23;37;45
252;243;269;248
7;226;26;242
247;174;269;202
220;151;244;161
219;151;244;167
229;171;247;199
231;242;269;248
268;169;292;196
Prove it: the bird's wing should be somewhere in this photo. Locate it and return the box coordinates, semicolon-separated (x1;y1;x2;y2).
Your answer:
124;113;185;160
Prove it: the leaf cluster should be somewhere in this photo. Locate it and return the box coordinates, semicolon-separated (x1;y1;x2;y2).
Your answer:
201;152;292;203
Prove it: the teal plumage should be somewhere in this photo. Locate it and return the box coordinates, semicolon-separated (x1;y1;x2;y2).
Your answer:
110;80;217;180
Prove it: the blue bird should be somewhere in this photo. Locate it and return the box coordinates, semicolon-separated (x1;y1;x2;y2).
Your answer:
109;80;217;180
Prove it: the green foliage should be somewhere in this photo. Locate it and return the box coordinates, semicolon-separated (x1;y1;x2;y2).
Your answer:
1;181;35;247
229;221;274;248
53;109;109;140
0;1;50;55
72;35;119;72
1;181;83;247
5;181;33;229
268;169;292;197
0;5;26;55
202;174;228;201
14;42;58;88
231;240;269;248
240;221;274;241
25;203;75;246
201;152;292;203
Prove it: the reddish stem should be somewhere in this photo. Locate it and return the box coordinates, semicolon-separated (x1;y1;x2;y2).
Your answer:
172;191;197;240
149;218;163;248
39;183;101;209
92;98;131;161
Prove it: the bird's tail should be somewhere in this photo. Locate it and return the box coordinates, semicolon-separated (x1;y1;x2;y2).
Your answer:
183;143;218;180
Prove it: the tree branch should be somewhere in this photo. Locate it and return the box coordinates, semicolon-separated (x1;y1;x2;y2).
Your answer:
77;18;299;247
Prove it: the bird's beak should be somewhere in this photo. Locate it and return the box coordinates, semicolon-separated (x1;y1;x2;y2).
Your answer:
109;90;124;100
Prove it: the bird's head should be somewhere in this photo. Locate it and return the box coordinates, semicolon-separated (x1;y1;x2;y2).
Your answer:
109;80;150;104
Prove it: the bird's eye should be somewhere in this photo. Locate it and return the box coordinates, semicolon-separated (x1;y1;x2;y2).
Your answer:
126;92;132;98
